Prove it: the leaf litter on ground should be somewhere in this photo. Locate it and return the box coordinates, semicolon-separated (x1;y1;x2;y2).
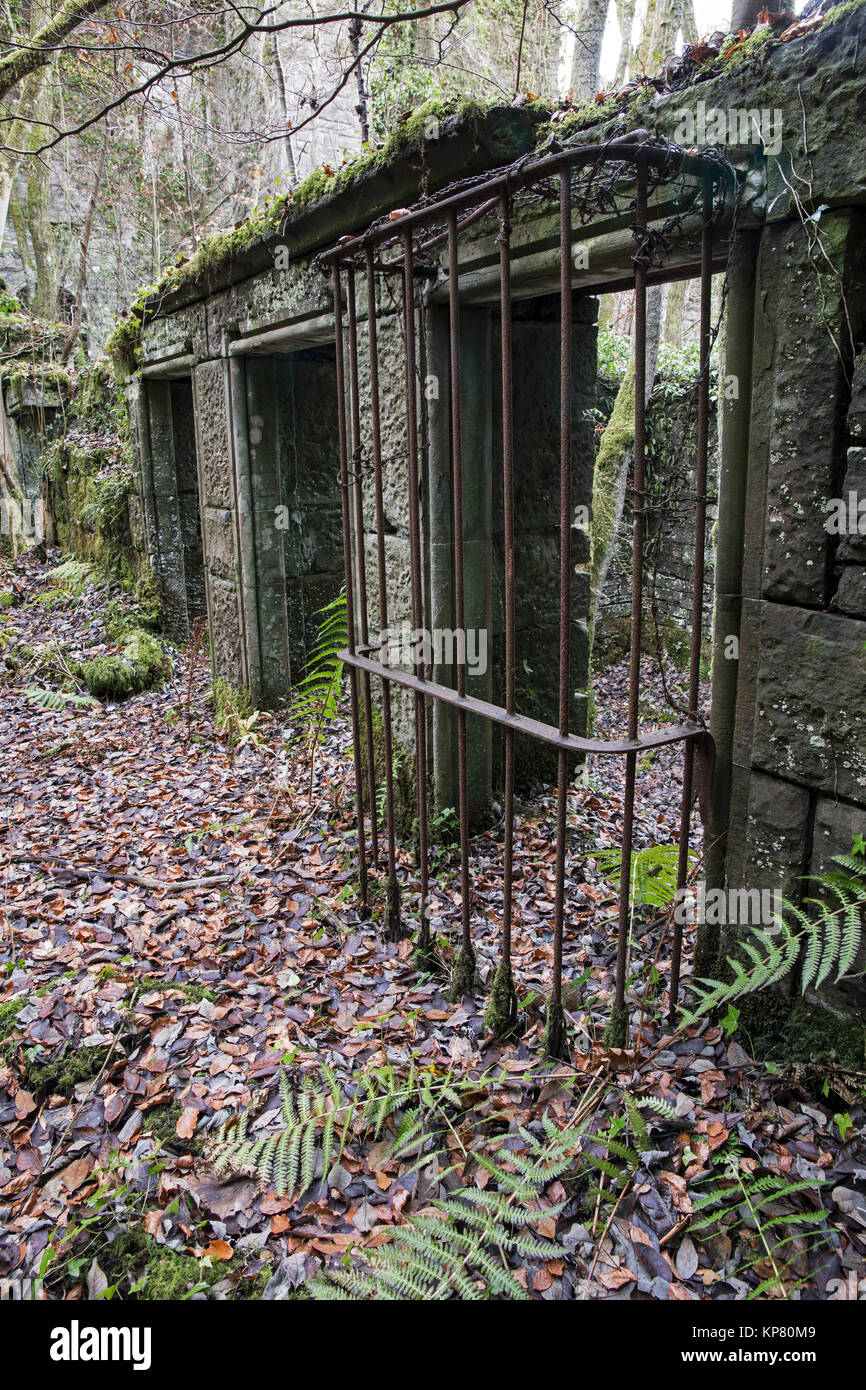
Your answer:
1;551;864;1301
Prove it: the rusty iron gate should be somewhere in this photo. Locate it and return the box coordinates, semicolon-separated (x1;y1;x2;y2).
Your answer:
319;139;727;1052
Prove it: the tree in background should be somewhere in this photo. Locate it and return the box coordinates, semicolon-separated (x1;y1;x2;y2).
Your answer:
0;0;740;343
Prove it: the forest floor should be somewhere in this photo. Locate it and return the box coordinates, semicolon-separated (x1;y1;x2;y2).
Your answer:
1;552;865;1301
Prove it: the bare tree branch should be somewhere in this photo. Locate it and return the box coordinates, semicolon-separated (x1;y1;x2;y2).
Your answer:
1;0;473;155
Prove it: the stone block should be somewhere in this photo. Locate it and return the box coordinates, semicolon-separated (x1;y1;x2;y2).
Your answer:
750;602;866;802
835;564;866;618
725;766;811;899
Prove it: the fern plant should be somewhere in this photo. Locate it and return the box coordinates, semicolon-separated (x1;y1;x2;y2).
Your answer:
689;1152;828;1300
679;851;866;1028
24;685;97;711
289;588;347;796
208;1060;483;1202
290;589;346;732
597;843;695;910
309;1117;577;1300
580;1092;658;1215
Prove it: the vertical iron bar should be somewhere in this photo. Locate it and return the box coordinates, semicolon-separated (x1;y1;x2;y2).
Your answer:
546;164;572;1059
485;192;519;1035
365;247;402;938
332;264;369;911
670;175;714;1017
346;265;380;870
613;159;650;1043
447;208;475;996
402;229;430;954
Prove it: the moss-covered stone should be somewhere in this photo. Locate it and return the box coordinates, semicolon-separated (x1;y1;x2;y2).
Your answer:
45;362;144;587
80;629;169;700
737;992;866;1072
104;313;143;378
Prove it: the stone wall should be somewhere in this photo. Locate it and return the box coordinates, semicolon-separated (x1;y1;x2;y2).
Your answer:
721;210;866;1022
594;367;719;666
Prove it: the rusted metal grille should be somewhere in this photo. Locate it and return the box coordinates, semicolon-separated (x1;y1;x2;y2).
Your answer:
320;139;727;1052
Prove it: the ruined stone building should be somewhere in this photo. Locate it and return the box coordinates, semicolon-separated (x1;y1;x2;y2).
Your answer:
118;6;865;1022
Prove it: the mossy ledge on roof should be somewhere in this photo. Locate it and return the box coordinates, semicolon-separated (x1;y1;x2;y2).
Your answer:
123;0;866;330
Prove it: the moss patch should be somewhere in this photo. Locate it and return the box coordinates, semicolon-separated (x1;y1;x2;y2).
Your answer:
0;995;25;1054
738;992;866;1072
45;361;144;587
104;1228;268;1300
141;1100;205;1156
23;1043;112;1096
80;629;169;700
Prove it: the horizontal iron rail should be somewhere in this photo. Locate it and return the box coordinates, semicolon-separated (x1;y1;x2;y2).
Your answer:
319;140;726;264
339;648;703;757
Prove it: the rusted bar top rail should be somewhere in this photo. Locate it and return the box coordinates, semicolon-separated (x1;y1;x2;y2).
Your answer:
319;141;726;264
339;647;704;757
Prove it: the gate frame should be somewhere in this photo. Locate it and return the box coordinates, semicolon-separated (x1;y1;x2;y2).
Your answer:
321;138;729;1051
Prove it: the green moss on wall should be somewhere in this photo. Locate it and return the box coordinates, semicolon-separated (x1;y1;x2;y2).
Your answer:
737;991;866;1073
46;362;145;588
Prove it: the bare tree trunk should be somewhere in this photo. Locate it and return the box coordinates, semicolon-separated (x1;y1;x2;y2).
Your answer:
731;0;763;30
571;0;609;99
0;63;53;261
613;0;638;85
682;0;700;44
27;58;59;319
61;127;107;364
639;0;684;71
348;13;370;144
591;286;664;615
268;9;298;182
8;186;34;285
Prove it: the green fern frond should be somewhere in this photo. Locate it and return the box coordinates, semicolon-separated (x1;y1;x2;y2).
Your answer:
634;1095;680;1122
596;843;695;909
309;1123;576;1301
24;685;97;711
290;589;347;736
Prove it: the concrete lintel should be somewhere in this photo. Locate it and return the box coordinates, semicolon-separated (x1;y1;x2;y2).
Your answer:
428;212;732;306
230;312;335;355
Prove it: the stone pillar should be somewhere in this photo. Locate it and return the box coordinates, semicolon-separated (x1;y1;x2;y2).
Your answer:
720;208;866;1029
244;355;291;705
192;356;245;686
702;228;760;917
